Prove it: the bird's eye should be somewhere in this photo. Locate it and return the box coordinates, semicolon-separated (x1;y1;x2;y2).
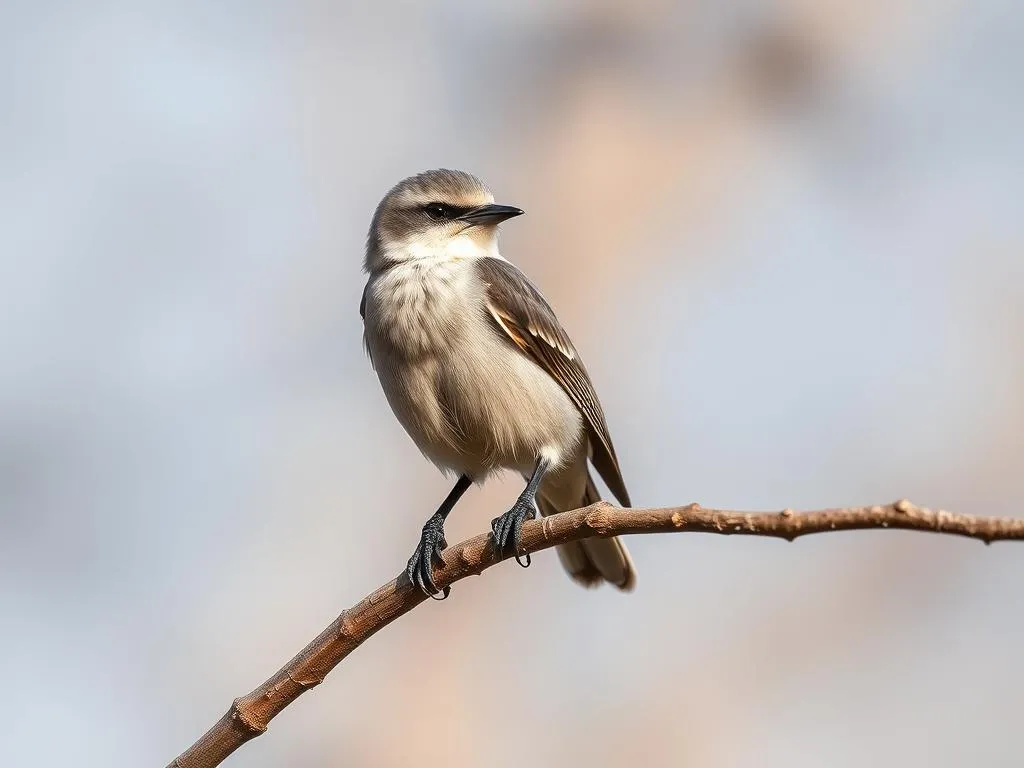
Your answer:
424;203;452;221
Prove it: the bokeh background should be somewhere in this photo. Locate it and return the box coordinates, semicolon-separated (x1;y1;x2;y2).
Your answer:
2;1;1023;766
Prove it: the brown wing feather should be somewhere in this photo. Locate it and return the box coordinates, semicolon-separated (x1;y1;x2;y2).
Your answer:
475;257;631;506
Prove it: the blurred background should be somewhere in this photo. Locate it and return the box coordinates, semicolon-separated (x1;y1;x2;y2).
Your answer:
2;1;1022;766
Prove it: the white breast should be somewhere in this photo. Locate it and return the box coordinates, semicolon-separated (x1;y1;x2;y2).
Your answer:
365;254;477;358
362;251;584;480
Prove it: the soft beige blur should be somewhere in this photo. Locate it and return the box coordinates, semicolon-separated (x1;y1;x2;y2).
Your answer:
1;1;1022;766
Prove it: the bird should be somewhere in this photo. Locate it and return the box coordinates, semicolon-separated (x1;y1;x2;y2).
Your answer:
360;169;635;598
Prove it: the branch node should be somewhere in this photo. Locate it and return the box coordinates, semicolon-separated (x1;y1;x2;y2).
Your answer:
584;505;614;536
894;498;914;514
286;670;322;691
337;612;358;641
230;698;266;736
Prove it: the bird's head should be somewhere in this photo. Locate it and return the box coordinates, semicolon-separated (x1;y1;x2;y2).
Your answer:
365;169;523;273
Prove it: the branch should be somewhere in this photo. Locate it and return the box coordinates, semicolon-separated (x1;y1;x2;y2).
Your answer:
168;499;1024;767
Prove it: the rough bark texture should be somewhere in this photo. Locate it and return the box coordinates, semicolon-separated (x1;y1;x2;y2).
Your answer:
169;499;1024;768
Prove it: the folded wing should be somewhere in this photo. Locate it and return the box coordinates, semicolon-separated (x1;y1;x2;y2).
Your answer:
474;257;631;506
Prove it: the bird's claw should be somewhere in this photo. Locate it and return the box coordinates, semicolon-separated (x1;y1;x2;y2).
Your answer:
406;517;449;598
490;499;536;566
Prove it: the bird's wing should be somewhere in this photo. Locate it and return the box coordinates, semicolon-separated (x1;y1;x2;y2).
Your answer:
359;283;375;367
474;256;631;506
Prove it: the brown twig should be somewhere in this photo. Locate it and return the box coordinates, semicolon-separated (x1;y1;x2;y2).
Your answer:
168;499;1024;767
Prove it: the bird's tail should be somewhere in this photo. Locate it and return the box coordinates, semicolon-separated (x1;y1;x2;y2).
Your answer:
536;470;636;591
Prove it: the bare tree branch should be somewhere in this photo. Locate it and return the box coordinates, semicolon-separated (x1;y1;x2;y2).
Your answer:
168;499;1024;767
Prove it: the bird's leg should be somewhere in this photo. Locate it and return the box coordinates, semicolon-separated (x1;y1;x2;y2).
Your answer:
407;474;472;599
491;456;550;568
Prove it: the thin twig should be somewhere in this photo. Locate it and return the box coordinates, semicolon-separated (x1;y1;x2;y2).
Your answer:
168;499;1024;767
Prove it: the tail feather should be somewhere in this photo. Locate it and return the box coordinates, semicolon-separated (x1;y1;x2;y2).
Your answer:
537;471;636;591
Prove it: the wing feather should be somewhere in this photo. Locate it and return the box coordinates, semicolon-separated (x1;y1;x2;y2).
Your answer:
475;257;631;506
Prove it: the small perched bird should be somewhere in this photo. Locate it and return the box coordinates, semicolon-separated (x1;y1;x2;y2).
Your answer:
361;169;635;597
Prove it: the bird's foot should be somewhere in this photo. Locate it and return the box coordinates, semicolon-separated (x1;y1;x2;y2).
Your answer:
406;513;450;599
490;498;536;568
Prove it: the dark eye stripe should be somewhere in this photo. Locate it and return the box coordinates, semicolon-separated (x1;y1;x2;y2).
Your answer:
422;203;471;221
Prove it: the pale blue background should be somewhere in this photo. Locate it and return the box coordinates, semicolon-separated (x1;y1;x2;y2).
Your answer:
1;2;1022;766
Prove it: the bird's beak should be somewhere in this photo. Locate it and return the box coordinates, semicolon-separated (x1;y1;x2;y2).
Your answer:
457;203;524;226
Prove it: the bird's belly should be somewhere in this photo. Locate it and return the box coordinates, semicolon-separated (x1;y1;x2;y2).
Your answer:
373;332;584;479
364;257;584;478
